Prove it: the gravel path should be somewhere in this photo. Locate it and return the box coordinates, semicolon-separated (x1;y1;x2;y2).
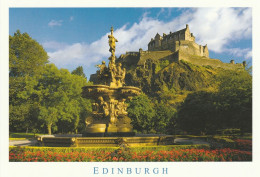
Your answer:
9;139;38;146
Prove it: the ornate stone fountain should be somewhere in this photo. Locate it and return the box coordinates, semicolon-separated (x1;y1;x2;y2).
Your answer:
82;27;141;137
38;27;174;147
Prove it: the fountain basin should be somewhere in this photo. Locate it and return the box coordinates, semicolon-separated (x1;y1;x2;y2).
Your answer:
38;135;175;147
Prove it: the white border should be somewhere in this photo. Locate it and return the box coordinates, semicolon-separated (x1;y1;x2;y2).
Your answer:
1;0;260;177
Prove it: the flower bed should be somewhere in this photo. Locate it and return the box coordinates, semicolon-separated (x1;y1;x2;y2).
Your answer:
9;145;252;162
234;139;252;151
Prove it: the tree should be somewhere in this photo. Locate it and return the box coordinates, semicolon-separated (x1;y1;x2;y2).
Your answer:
14;63;93;135
9;103;31;132
36;64;91;134
153;103;177;134
9;30;48;77
9;30;48;132
9;31;93;134
127;93;156;133
216;69;252;133
71;66;86;79
177;91;218;135
38;106;58;135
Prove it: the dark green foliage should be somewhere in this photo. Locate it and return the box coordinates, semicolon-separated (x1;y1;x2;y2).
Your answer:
127;93;156;133
127;94;177;134
9;103;31;132
153;103;177;134
177;69;252;135
177;91;219;135
215;69;252;133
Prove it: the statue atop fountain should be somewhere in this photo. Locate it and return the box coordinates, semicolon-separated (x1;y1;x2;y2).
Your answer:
82;27;141;137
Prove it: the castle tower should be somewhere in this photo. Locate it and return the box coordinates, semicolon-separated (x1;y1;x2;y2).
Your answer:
184;24;190;40
154;33;162;50
203;44;209;57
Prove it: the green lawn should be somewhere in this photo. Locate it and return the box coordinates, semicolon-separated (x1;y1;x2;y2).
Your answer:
9;132;47;140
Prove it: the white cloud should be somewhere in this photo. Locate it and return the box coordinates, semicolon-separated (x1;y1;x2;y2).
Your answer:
224;48;252;60
48;37;109;67
48;20;63;27
49;43;86;64
69;16;74;21
245;50;252;59
42;41;68;50
188;8;252;53
46;8;252;70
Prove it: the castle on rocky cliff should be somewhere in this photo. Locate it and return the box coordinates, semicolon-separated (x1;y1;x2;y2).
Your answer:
118;24;245;70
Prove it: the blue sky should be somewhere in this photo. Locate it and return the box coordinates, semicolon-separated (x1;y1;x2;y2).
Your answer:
9;8;252;79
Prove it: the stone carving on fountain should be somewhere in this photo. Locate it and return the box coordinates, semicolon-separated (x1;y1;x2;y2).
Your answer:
82;27;141;137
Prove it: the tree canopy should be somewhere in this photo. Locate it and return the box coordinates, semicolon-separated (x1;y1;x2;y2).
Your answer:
36;64;92;134
127;93;156;133
127;93;177;134
9;30;49;77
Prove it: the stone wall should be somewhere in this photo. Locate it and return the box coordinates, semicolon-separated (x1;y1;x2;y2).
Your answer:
176;40;209;58
118;49;244;71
